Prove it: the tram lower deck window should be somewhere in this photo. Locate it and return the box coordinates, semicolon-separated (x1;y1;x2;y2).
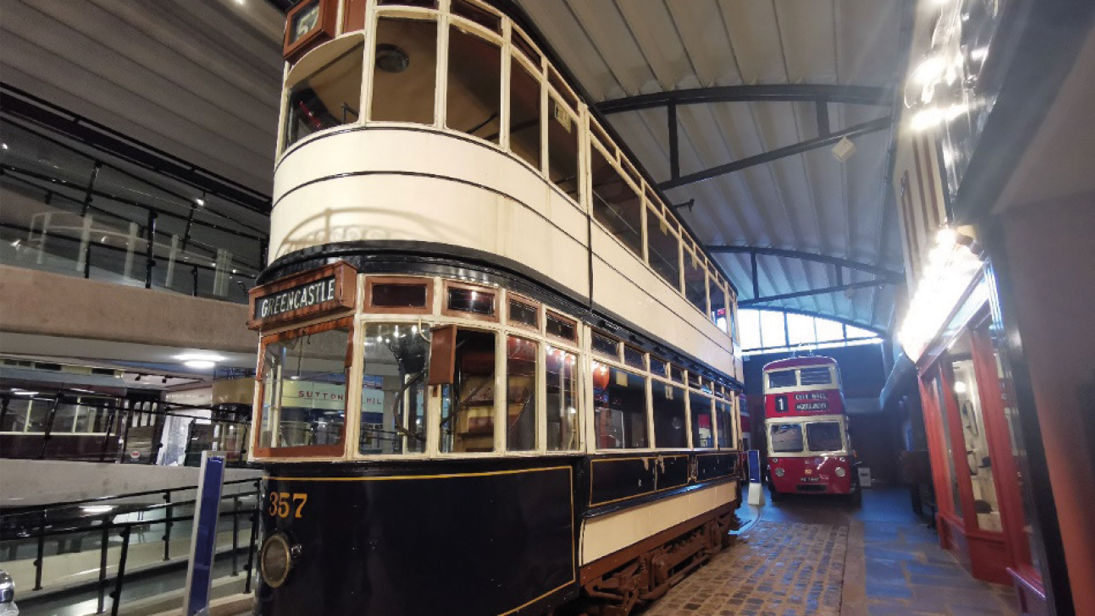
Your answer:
716;400;733;449
593;364;648;450
439;329;496;453
689;392;714;448
652;381;686;448
546;346;579;451
506;336;538;451
359;323;430;455
259;322;351;454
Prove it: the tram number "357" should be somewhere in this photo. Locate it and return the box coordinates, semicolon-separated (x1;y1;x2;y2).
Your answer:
268;492;308;519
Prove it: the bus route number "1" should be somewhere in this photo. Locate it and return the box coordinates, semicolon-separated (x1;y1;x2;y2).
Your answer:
268;492;308;519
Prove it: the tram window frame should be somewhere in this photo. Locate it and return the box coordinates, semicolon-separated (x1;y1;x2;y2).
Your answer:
282;36;366;153
442;281;498;322
689;391;715;449
716;399;734;450
545;344;581;451
590;141;644;259
364;275;432;314
511;27;542;68
591;330;620;360
445;21;503;144
254;316;354;459
683;248;710;315
547;92;581;203
438;327;498;454
623;345;646;370
508;51;542;171
450;0;501;33
505;335;539;452
545;311;578;344
649;357;668;379
548;67;578;110
651;380;687;449
369;15;439;125
646;204;682;291
507;295;540;331
592;362;649;450
359;322;432;456
669;364;686;384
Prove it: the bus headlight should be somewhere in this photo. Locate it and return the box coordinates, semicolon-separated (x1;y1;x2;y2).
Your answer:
260;532;299;588
774;467;785;477
835;467;846;478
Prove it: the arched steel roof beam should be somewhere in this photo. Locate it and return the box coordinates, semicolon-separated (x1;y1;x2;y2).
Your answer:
596;84;893;115
707;245;904;283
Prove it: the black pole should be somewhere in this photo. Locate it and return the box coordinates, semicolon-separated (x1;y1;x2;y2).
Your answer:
97;518;111;613
162;491;172;561
33;510;45;591
80;161;102;217
0;397;9;431
39;397;61;459
191;265;199;297
144;210;156;289
750;252;760;300
109;526;132;616
231;494;240;576
84;241;92;279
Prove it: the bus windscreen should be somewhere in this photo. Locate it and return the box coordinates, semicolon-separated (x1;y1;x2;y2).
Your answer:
770;424;803;452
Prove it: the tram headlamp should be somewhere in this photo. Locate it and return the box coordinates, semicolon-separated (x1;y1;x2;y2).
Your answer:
259;532;299;588
835;467;846;478
774;467;785;478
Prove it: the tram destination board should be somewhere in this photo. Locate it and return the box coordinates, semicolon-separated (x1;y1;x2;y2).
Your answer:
247;261;356;330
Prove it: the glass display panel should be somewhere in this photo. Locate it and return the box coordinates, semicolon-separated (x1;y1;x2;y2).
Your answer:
285;42;364;149
933;375;963;518
646;207;681;288
451;0;501;32
689;392;714;448
447;25;501;142
547;95;580;201
590;145;643;257
623;345;645;370
683;252;708;312
546;345;579;451
767;370;797;389
508;298;538;328
591;331;618;358
506;337;537;451
371;282;428;308
447;286;495;316
439;329;496;453
260;325;350;451
805;421;843;453
509;58;541;169
716;400;733;449
769;424;804;453
545;312;576;341
800;367;832;386
651;380;686;448
593;363;648;449
951;354;1000;531
359;323;429;454
372;18;437;124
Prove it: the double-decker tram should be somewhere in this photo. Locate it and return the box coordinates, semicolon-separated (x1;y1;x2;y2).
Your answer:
762;357;860;503
247;1;746;614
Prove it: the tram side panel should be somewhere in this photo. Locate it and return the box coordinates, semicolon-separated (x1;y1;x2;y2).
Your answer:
258;463;578;616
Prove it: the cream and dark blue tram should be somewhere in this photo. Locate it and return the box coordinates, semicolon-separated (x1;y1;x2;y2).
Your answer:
248;1;746;614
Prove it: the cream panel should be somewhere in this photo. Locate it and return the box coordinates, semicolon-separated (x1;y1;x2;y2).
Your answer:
590;227;732;372
274;129;587;242
270;174;589;299
581;481;736;564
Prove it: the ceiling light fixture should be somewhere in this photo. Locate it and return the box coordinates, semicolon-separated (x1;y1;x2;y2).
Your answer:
184;360;216;370
376;44;410;73
81;505;115;514
175;353;226;363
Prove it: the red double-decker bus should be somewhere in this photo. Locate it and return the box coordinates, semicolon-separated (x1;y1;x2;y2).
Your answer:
762;356;860;503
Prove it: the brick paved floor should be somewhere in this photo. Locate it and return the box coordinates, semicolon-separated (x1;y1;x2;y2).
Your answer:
642;521;848;616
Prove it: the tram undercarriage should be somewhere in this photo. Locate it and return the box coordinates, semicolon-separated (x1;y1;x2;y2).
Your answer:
574;510;736;616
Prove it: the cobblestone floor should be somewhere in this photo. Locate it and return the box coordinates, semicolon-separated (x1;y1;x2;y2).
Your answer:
642;521;848;616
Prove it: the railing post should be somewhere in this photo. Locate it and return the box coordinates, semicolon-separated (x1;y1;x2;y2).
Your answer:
97;517;111;613
162;491;172;561
144;209;157;289
231;494;240;576
244;479;261;593
80;161;102;217
84;241;92;279
33;510;45;591
109;526;132;616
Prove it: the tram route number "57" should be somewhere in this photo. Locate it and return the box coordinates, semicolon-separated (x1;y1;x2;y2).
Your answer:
268;492;308;519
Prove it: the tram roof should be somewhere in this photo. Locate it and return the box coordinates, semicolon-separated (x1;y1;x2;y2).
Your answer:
762;356;837;372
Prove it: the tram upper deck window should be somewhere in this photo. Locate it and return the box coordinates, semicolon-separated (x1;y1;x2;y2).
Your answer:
360;323;429;455
647;206;681;290
548;95;580;201
546;345;580;451
593;363;649;449
684;251;708;313
649;357;668;379
806;421;843;453
767;369;797;389
800;367;832;386
652;380;686;448
451;0;501;32
591;330;619;359
284;41;364;151
711;284;728;333
439;329;496;453
591;144;643;258
509;55;541;170
545;311;577;342
446;24;501;143
769;423;804;453
623;345;645;370
372;18;437;124
258;320;351;456
506;336;538;451
508;297;539;329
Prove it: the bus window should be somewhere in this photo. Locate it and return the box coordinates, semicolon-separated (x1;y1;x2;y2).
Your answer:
806;421;843;453
800;367;832;386
767;370;797;389
769;424;803;453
